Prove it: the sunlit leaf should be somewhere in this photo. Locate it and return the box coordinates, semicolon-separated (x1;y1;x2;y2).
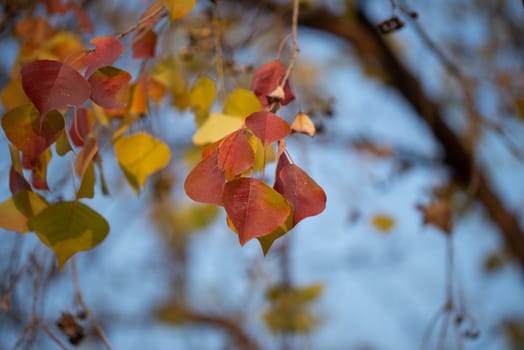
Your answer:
223;178;291;245
0;78;30;110
291;112;316;137
163;0;196;21
370;214;396;233
128;73;149;115
30;201;110;269
245;111;291;146
192;113;245;145
82;36;124;77
217;128;256;179
88;66;131;110
274;154;326;225
251;60;294;107
21;60;90;116
184;149;225;205
114;132;171;193
257;212;293;255
223;88;262;118
189;76;216;121
0;191;48;233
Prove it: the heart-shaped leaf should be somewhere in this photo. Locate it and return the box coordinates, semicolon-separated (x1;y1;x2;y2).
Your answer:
88;66;131;110
245;111;291;146
21;60;90;117
192;113;245;145
223;88;262;118
0;190;48;234
114;132;171;193
184;149;225;205
82;36;124;77
30;201;110;269
251;60;294;107
217;128;256;179
223;178;291;245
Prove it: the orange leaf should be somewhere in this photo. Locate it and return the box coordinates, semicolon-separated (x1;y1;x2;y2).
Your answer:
88;66;131;110
217;129;255;179
245;111;291;146
223;178;291;245
184;149;225;205
82;36;124;77
291;112;316;137
132;29;157;59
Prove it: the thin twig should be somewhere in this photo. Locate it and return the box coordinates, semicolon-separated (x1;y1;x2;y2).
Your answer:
36;319;69;350
71;258;112;350
116;5;167;39
212;3;226;104
280;0;300;88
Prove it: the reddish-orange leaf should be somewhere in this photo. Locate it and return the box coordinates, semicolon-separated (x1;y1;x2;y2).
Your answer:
251;60;294;107
21;60;90;117
132;29;157;59
82;36;124;77
88;66;131;110
184;149;225;205
2;105;64;168
129;73;148;115
223;178;291;245
245;111;291;146
69;108;92;147
10;167;31;195
274;155;326;225
217;129;255;179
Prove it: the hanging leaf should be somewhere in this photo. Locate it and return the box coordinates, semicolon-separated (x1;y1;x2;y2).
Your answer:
76;161;95;199
163;0;196;21
370;214;396;233
128;73;149;115
245;111;291;146
223;178;291;245
217;128;256;179
114;132;171;193
416;200;453;234
257;212;293;255
251;60;294;107
0;77;31;110
0;190;48;233
88;66;131;110
76;137;98;179
82;36;124;77
69;108;93;147
31;149;52;190
192;113;245;145
132;29;157;59
291;112;316;137
21;60;90;117
2;105;64;168
189;76;216;122
223;88;262;118
184;149;225;205
8;144;30;195
30;201;110;269
274;155;326;225
55;132;72;156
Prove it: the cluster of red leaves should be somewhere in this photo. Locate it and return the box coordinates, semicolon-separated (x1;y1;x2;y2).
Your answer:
184;61;326;251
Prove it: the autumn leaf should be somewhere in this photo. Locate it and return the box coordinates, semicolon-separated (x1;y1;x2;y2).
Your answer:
132;29;157;59
31;149;52;190
0;190;48;233
245;111;291;146
189;76;216;121
21;60;90;117
192;113;245;145
30;201;110;269
251;60;295;107
274;154;326;226
114;132;171;193
184;149;225;205
217;128;256;179
82;36;124;77
223;88;262;118
417;200;453;234
370;214;396;233
257;212;293;255
163;0;196;21
223;178;291;245
88;66;131;110
69;108;92;147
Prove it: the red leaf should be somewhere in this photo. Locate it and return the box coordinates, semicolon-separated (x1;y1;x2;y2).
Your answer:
251;60;294;107
9;167;31;195
245;111;291;146
69;108;92;147
223;178;291;245
274;155;326;225
132;29;157;59
184;149;225;204
88;66;131;109
82;36;124;77
217;129;255;179
21;60;90;117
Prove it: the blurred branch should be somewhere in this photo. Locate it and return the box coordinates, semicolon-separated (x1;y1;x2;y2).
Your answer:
237;0;524;269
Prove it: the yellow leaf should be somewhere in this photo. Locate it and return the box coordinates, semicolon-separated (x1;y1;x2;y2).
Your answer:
371;214;396;233
163;0;196;21
291;112;316;137
189;76;216;122
192;113;245;145
0;191;48;233
0;78;30;110
114;132;171;193
223;88;262;118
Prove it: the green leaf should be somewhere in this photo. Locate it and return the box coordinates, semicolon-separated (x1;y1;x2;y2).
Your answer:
192;113;245;145
0;191;48;233
223;88;262;118
29;201;110;269
257;211;293;255
114;132;171;193
76;161;95;199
